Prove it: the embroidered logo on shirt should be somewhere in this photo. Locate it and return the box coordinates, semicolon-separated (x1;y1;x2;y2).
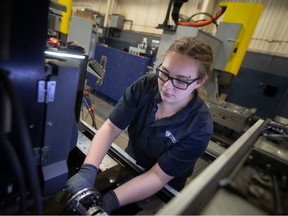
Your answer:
165;131;178;143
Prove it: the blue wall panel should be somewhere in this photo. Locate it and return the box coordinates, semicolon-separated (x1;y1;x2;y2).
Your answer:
225;51;288;119
226;68;288;119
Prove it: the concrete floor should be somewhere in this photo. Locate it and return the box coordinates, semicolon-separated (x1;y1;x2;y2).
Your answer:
80;92;129;150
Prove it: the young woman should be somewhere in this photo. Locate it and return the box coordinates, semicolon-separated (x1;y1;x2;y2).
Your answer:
67;36;214;214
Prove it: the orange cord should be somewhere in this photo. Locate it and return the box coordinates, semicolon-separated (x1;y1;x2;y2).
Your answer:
176;6;226;27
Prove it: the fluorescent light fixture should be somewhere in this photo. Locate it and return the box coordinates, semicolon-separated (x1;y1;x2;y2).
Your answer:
45;50;85;59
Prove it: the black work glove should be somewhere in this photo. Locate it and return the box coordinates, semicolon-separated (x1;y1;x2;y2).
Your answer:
66;163;98;196
102;190;120;214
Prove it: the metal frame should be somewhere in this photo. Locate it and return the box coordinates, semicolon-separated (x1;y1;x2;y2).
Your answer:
157;119;267;215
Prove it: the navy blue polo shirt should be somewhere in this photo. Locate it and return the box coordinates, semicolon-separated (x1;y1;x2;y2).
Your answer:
109;73;213;178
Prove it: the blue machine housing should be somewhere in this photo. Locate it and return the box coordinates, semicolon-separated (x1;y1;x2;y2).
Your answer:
88;44;152;103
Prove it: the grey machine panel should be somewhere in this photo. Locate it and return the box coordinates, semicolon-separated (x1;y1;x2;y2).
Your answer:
214;22;242;71
68;16;97;58
154;26;222;71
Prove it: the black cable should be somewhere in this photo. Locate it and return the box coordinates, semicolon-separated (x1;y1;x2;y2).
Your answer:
163;0;173;27
1;135;26;214
0;71;42;214
83;95;97;129
0;78;26;213
188;12;218;27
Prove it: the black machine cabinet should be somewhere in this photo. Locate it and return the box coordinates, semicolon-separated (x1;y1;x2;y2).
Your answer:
40;59;84;195
0;56;86;213
1;0;49;214
0;0;88;213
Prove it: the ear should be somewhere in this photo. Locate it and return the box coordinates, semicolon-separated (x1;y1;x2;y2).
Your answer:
196;75;208;87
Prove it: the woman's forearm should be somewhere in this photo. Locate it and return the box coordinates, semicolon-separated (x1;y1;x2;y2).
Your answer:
84;119;122;168
114;163;173;206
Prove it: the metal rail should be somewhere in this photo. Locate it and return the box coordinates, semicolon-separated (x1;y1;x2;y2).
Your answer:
157;119;267;215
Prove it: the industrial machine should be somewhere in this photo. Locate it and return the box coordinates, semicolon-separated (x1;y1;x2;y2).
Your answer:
158;119;288;215
0;0;89;213
1;0;287;215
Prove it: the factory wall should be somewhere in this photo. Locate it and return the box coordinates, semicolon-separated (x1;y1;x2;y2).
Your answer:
220;0;288;58
72;0;288;58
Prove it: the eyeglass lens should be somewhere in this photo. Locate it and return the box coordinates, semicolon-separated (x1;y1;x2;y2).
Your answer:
157;69;190;90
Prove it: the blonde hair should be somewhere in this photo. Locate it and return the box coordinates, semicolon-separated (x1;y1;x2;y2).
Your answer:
165;36;214;100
